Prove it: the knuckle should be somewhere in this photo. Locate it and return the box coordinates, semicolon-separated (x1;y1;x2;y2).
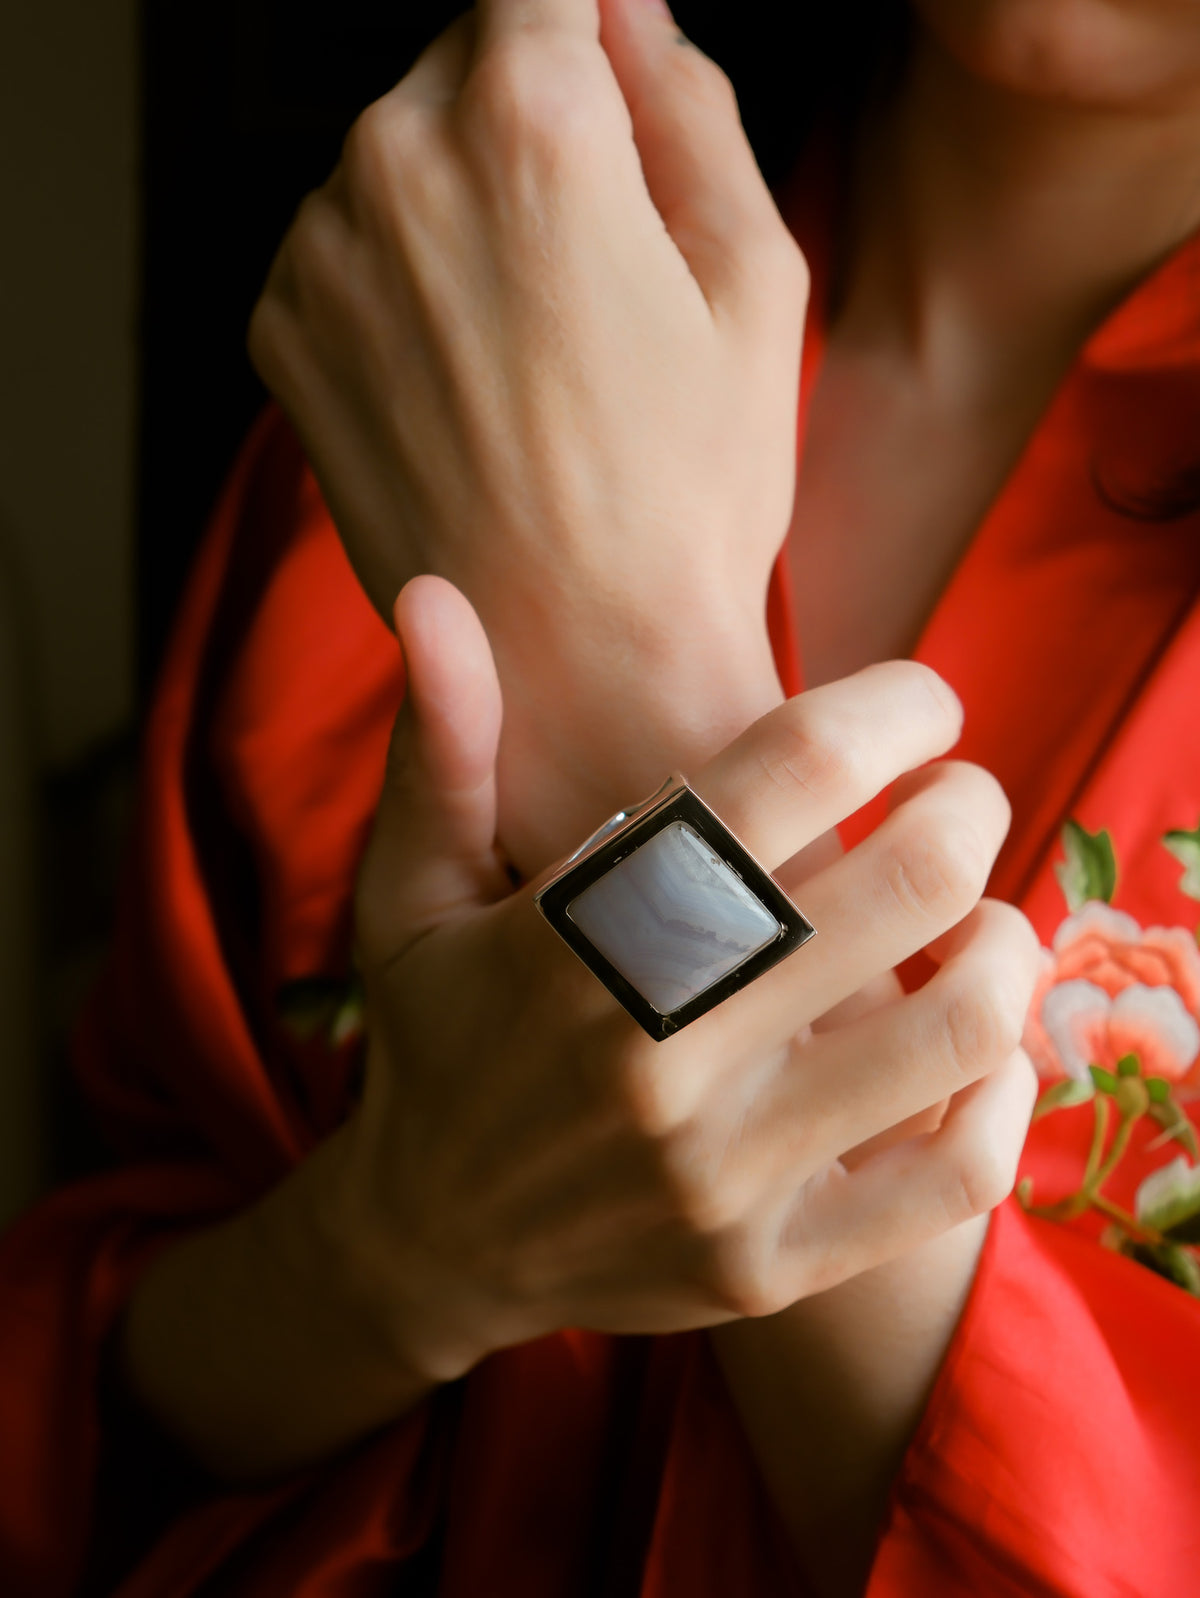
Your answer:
341;100;395;191
246;192;342;388
942;966;1027;1081
609;1039;683;1140
730;222;811;315
760;700;866;805
280;191;349;310
988;898;1042;978
462;38;610;170
461;42;535;136
902;660;963;731
765;230;811;299
944;1134;1015;1225
341;96;423;192
664;43;740;118
887;811;989;923
245;292;289;386
705;1239;777;1320
646;1114;750;1239
342;99;448;227
667;1155;743;1237
946;759;1012;837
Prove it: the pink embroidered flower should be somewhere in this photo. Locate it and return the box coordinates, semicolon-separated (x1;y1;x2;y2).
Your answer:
1024;902;1200;1084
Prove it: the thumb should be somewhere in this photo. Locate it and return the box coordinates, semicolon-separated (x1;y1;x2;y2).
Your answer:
598;0;806;316
357;575;508;962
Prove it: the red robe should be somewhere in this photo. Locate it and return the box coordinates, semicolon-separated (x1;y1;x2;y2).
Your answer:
3;179;1200;1597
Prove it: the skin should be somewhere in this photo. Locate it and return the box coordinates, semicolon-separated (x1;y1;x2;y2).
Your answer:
121;0;1200;1593
794;0;1200;684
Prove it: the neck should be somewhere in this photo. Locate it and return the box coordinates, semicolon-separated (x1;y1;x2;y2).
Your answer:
845;31;1200;394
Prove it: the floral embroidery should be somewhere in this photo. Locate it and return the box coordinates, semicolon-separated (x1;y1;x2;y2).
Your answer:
277;972;365;1049
1019;819;1200;1295
1024;901;1200;1085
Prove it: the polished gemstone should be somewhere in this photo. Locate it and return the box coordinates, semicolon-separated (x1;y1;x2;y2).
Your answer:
567;821;781;1015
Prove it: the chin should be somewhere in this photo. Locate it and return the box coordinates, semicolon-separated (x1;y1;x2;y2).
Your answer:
909;0;1200;110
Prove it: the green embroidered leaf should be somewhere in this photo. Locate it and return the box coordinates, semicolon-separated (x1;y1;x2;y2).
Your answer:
330;979;365;1047
1033;1076;1095;1120
277;976;348;1042
1089;1065;1119;1095
1136;1155;1200;1235
1116;1053;1140;1077
1149;1099;1200;1159
1107;1225;1200;1294
1128;1240;1200;1297
1054;820;1117;912
277;973;364;1048
1163;824;1200;903
1147;1077;1171;1104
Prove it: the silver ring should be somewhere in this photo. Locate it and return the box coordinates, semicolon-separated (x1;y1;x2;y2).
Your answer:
534;775;816;1040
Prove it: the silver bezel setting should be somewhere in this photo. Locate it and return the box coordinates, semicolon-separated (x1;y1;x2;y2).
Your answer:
534;776;816;1041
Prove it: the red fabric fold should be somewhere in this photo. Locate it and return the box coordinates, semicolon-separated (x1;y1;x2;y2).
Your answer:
875;1202;1200;1596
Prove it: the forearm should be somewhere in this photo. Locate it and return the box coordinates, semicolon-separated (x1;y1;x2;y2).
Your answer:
710;1214;990;1598
119;1123;436;1483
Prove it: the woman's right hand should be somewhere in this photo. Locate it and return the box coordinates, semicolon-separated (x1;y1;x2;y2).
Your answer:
329;577;1039;1387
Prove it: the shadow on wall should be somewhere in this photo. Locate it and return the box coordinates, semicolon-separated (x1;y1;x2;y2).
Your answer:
0;520;135;1229
0;519;39;1227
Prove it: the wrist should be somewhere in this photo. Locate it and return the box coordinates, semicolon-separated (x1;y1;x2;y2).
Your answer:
118;1129;447;1482
711;1216;990;1596
492;614;784;875
313;1099;499;1389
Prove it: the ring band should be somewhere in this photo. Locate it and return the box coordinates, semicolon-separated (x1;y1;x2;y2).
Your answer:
534;776;816;1040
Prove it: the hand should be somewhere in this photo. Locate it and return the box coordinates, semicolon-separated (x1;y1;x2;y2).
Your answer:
118;577;1035;1483
248;0;806;869
327;577;1039;1386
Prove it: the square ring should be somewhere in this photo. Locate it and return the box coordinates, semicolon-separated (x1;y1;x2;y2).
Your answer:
534;776;816;1040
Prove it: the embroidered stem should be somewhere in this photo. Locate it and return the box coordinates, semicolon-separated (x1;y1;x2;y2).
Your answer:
1092;1108;1136;1191
1022;1097;1150;1234
1091;1192;1164;1245
1082;1093;1111;1188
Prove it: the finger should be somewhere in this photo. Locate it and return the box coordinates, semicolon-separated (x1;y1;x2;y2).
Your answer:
752;900;1039;1181
778;1046;1037;1292
598;0;802;317
357;577;508;959
475;0;600;50
691;660;963;875
809;969;948;1161
810;970;902;1034
696;759;1010;1063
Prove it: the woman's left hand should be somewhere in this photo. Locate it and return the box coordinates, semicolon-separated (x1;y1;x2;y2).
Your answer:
249;0;808;871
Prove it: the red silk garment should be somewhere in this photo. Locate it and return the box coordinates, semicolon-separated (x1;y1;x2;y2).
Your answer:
3;217;1200;1597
